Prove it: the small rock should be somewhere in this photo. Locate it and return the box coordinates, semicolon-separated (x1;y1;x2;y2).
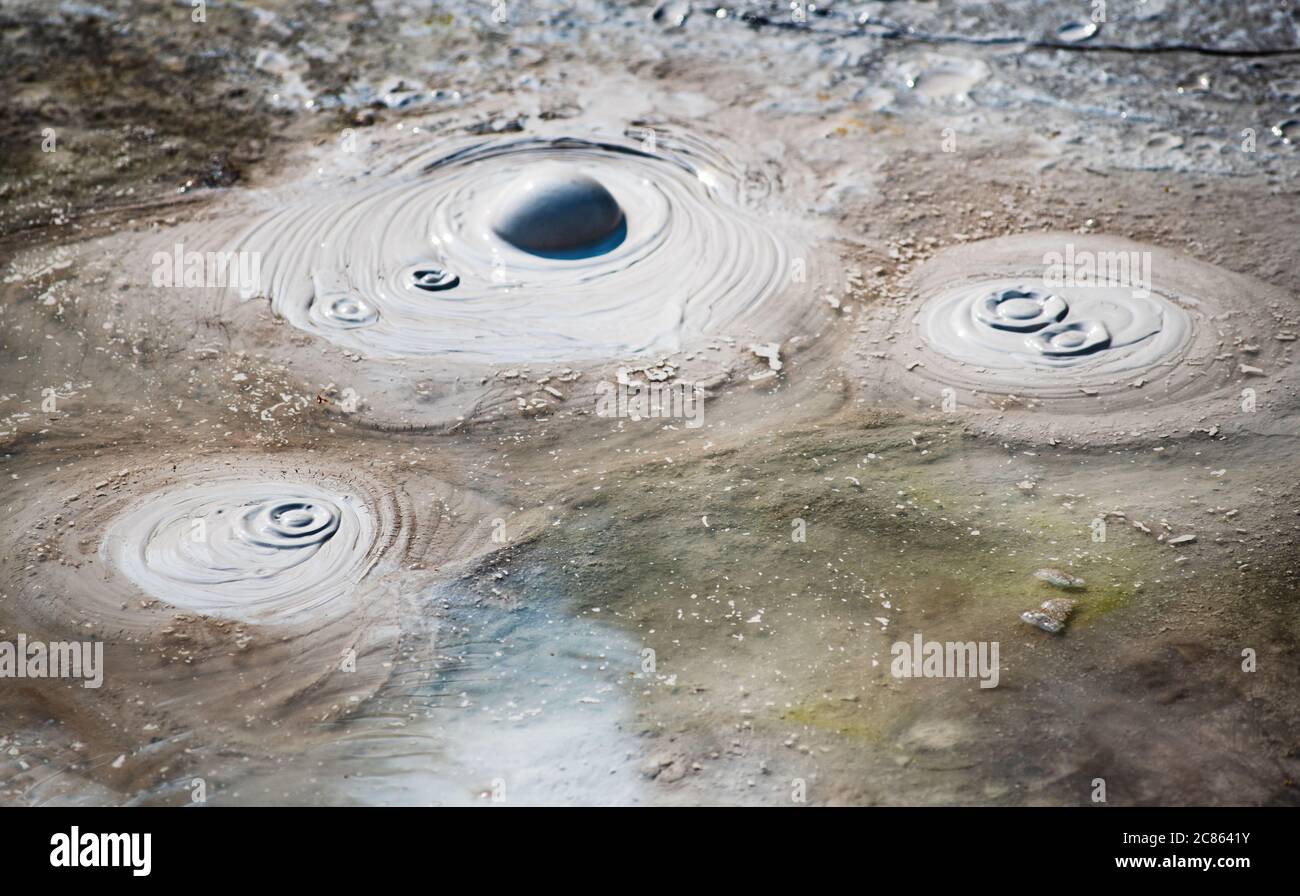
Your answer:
640;752;687;783
199;154;240;189
639;753;674;778
1033;567;1085;589
657;761;687;784
1020;598;1077;634
749;342;783;372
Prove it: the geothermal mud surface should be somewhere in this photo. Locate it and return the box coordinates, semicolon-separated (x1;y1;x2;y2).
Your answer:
244;133;804;362
1;1;1298;806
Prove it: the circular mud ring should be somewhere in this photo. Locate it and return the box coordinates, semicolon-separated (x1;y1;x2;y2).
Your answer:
1025;320;1112;357
241;135;802;363
103;481;378;624
924;277;1177;372
972;287;1068;332
319;295;379;328
865;233;1299;439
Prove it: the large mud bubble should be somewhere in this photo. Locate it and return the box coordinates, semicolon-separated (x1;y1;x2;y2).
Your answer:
239;134;805;363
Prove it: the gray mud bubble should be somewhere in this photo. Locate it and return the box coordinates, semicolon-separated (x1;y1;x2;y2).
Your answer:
1056;21;1099;44
491;166;626;256
1272;119;1300;145
652;1;691;29
103;481;377;625
411;267;460;291
925;275;1175;373
1027;320;1111;357
973;287;1067;332
322;295;380;328
239;134;810;363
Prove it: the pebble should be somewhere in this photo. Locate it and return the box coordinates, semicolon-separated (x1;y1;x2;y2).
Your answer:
1033;567;1085;589
1020;597;1077;634
749;342;783;371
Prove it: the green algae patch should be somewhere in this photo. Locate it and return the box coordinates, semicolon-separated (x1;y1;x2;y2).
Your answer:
1071;582;1136;625
784;700;893;744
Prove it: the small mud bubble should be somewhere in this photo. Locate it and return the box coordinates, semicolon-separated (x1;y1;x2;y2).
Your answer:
973;287;1067;332
1034;568;1086;590
1021;598;1077;634
1271;119;1300;144
1176;74;1211;94
412;268;460;291
652;1;691;29
918;268;1183;385
491;167;625;255
245;499;339;548
322;295;379;328
1057;21;1098;44
1027;320;1111;357
1144;132;1185;151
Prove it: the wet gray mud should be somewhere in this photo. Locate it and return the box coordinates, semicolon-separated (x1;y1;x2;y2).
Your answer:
1;1;1298;806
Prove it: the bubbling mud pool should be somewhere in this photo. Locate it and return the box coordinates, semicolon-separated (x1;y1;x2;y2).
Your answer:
102;480;378;625
4;0;1300;809
241;135;797;362
921;280;1189;375
866;233;1299;436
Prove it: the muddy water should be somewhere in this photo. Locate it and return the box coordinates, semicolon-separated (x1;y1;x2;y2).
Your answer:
1;0;1298;806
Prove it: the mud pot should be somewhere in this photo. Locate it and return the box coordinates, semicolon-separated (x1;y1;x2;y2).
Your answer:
1;1;1298;806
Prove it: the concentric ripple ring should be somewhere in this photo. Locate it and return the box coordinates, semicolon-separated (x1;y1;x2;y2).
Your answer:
238;136;794;362
103;481;376;624
920;277;1184;376
861;233;1300;431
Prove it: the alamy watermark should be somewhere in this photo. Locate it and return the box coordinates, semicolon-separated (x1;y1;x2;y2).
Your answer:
50;827;150;876
151;243;262;298
0;634;103;688
1042;244;1151;298
890;633;999;688
595;377;705;428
